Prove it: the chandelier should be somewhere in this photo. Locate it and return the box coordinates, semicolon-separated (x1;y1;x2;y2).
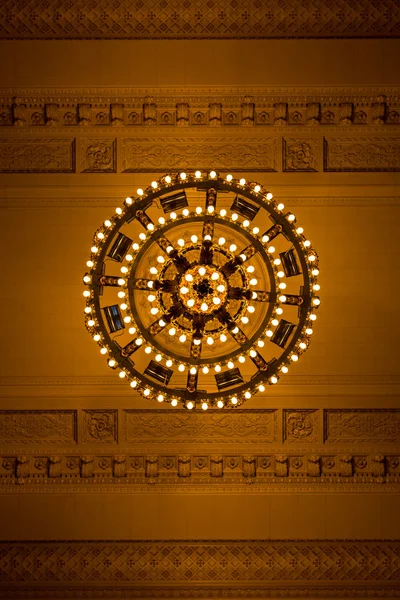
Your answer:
83;171;320;410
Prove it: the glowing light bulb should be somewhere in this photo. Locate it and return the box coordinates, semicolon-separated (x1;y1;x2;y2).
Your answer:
252;227;259;234
130;380;137;388
120;303;127;310
129;327;136;335
178;238;185;247
182;208;189;217
119;371;126;378
232;327;239;334
231;397;238;405
313;284;320;291
279;282;286;290
312;268;319;276
229;244;237;252
150;307;159;315
308;255;316;262
157;256;165;264
144;346;152;354
196;206;202;214
120;266;128;274
198;266;206;276
266;330;273;337
247;305;255;313
246;265;255;273
84;306;92;314
93;334;101;341
191;235;198;243
240;254;247;262
218;237;225;245
220;334;227;342
300;342;307;350
277;203;285;211
310;314;317;321
226;174;233;181
270;376;278;384
187;401;194;410
249;278;257;286
147;223;154;231
115;208;122;215
165;175;171;183
169;327;176;336
187;299;195;307
91;246;98;253
180;172;186;180
88;319;95;327
250;350;257;358
243;220;250;228
266;192;273;200
241;316;249;324
139;233;146;240
148;294;155;302
306;328;313;335
244;391;251;399
150;267;158;275
258;384;265;392
239;356;245;363
214;365;221;372
190;367;197;375
83;290;90;297
86;260;94;268
209;171;217;179
144;388;150;396
279;295;287;302
313;298;321;306
217;400;224;408
207;205;214;214
166;360;173;367
195;170;201;178
202;366;209;374
135;338;143;346
304;240;311;247
276;307;283;315
180;286;189;294
211;272;220;281
179;334;187;343
185;273;193;282
170;212;177;220
220;209;227;217
155;354;162;362
123;316;131;323
151;181;158;189
296;227;304;235
288;214;296;222
83;275;91;283
254;185;261;193
201;302;208;312
213;297;221;305
207;336;214;345
178;364;185;372
157;394;164;402
240;178;246;185
137;188;143;196
268;246;275;253
217;284;225;293
291;354;299;362
262;235;269;243
281;366;288;374
132;243;139;251
231;213;238;221
257;340;265;347
171;399;178;407
272;319;279;326
227;361;234;369
201;402;208;411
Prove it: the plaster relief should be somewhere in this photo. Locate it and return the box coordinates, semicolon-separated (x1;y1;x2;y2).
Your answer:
0;411;76;445
325;409;400;444
0;138;75;172
283;410;319;443
80;138;116;173
122;137;277;172
324;137;400;171
123;410;277;444
283;138;319;171
83;410;117;444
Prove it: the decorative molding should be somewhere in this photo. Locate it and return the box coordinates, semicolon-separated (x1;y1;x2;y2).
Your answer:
0;138;75;173
121;137;278;172
324;137;400;171
124;409;278;444
80;138;116;172
325;409;400;444
0;411;77;445
0;450;399;489
0;540;399;599
283;138;319;172
283;410;320;444
82;410;118;444
0;1;399;39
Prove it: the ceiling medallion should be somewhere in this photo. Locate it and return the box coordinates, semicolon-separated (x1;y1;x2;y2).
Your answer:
83;171;320;410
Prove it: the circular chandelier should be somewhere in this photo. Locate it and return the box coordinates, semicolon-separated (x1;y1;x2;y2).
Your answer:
83;171;320;410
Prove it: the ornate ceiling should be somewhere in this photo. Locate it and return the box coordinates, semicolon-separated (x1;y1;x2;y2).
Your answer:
1;0;400;39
